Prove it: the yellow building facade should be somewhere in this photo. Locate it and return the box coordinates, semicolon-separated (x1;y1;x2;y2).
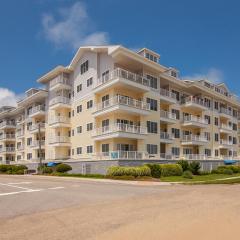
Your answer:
0;45;240;163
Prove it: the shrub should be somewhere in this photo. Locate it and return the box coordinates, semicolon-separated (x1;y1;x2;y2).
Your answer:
0;165;27;174
222;169;233;175
217;165;240;174
145;164;162;178
182;170;193;179
199;171;210;175
189;161;201;175
56;163;72;173
176;160;189;172
160;164;183;177
211;169;219;174
107;166;151;177
0;164;11;173
42;167;53;174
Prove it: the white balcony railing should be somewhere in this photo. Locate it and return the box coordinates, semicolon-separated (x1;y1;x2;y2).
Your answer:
219;108;232;116
49;96;71;106
93;123;147;136
0;121;16;128
220;139;233;146
29;105;45;116
17;145;24;151
182;96;209;108
182;135;208;142
96;68;150;88
160;88;177;100
49;136;70;144
160;110;177;120
220;124;232;131
183;154;208;160
49;75;71;89
31;140;45;148
95;95;150;112
0;147;15;153
29;123;45;131
16;131;24;137
48;116;70;125
160;131;174;140
0;134;15;140
94;151;146;160
183;115;208;125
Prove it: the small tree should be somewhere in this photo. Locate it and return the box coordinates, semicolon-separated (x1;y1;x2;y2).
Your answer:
176;160;189;172
189;161;201;175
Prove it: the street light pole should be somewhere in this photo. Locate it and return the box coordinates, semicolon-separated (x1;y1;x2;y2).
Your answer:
38;123;43;172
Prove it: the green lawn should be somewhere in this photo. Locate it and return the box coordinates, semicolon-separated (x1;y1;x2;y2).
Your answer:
160;173;240;183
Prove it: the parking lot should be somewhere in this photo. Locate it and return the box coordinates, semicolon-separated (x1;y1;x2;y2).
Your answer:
1;175;240;240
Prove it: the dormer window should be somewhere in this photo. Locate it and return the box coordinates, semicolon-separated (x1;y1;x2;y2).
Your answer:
171;70;177;78
138;48;160;63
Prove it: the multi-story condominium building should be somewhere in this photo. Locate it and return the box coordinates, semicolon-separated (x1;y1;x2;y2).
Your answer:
0;45;240;164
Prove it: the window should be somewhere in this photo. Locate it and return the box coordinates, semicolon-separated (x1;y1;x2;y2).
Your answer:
77;105;82;113
87;77;93;87
172;147;180;156
214;117;219;126
27;122;32;130
171;128;180;138
77;126;82;134
102;144;109;153
72;110;74;117
147;121;158;134
72;129;74;136
233;137;237;144
204;98;211;108
204;132;210;141
214;101;219;110
171;90;180;101
205;149;211;156
204;115;211;124
102;70;109;80
77;84;82;92
87;100;93;109
27;138;32;146
72;149;74;155
146;98;158;111
87;145;93;153
215;149;219;157
146;75;157;89
27;153;32;160
87;123;93;131
172;109;180;120
233;123;237;131
215;133;219;142
147;144;158;154
77;147;82;155
80;60;88;74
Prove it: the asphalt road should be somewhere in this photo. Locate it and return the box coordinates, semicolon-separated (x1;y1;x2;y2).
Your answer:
0;175;240;240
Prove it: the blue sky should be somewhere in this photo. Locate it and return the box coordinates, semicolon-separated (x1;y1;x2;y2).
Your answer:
1;0;240;105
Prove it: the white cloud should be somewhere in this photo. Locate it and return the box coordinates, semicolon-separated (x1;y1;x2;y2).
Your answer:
41;1;109;50
0;88;23;107
183;68;224;84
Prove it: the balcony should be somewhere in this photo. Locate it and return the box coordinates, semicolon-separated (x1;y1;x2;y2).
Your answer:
160;110;177;124
182;115;208;128
17;145;24;152
219;108;232;119
93;68;150;94
219;124;233;134
16;116;25;124
0;147;15;153
92;95;151;117
92;123;147;141
219;139;233;149
49;75;71;91
16;131;25;138
28;105;46;118
48;116;71;128
159;88;177;104
31;140;45;149
181;96;209;111
160;131;174;144
94;151;147;160
49;96;71;110
0;121;16;129
0;134;15;141
49;136;71;147
29;123;46;133
181;135;208;146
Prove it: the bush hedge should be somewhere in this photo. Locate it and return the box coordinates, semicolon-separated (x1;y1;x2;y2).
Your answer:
182;170;193;179
107;166;151;177
189;162;201;175
145;164;162;178
160;164;183;177
56;163;72;173
212;165;240;174
176;160;189;172
0;164;28;175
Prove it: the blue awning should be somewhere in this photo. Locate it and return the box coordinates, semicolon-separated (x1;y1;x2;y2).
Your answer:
47;162;57;167
224;160;237;165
